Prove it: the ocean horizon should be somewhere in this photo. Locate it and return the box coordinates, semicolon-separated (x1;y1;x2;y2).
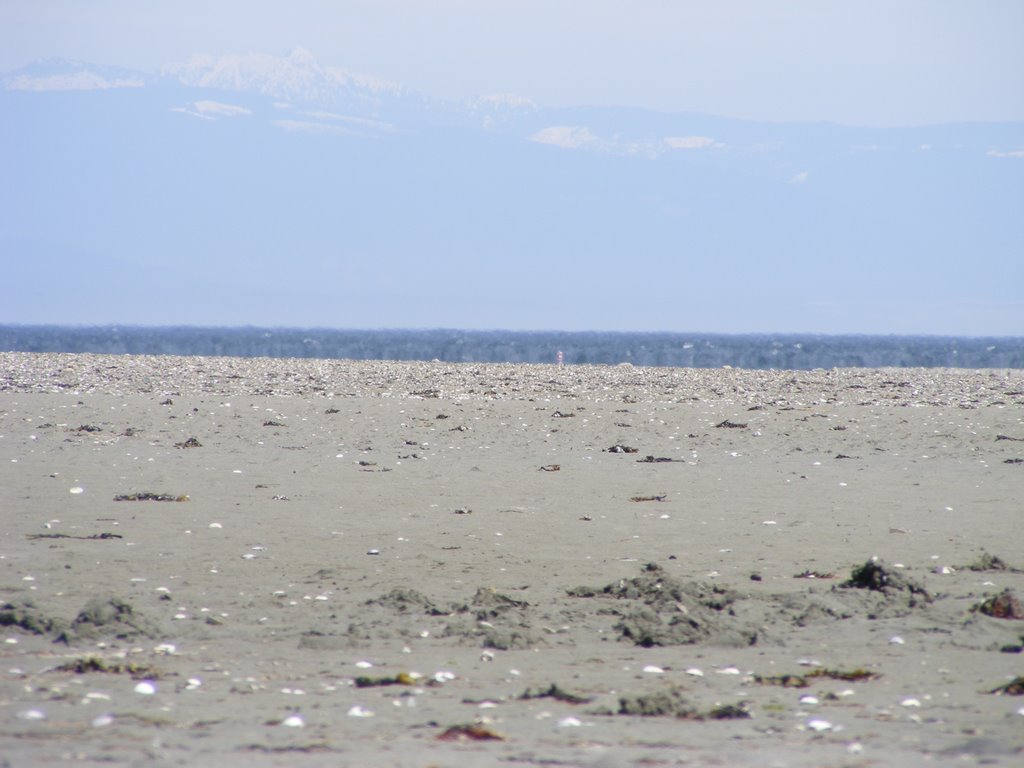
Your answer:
2;324;1023;370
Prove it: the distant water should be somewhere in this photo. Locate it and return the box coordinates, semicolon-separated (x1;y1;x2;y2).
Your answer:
2;325;1023;370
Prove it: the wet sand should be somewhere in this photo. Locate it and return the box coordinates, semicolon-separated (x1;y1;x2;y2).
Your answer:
1;352;1023;767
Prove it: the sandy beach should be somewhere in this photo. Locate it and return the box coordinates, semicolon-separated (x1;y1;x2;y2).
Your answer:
1;352;1023;767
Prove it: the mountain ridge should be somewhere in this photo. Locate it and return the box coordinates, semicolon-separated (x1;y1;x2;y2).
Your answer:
1;50;1021;334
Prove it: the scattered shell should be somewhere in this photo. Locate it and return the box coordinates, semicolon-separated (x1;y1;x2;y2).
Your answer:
643;665;665;674
91;714;114;728
133;681;157;695
806;719;833;732
69;487;84;495
18;709;46;721
281;715;304;728
685;667;705;677
557;716;583;727
347;705;374;717
900;698;921;707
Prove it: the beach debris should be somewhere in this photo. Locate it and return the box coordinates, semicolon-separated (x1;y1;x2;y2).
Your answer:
754;668;880;688
27;532;122;541
53;657;159;678
436;723;505;742
551;410;576;418
988;676;1024;695
539;464;561;471
841;559;931;602
366;588;448;616
614;688;745;720
715;420;747;429
174;437;202;448
754;673;809;688
520;683;592;705
0;598;66;636
114;492;189;502
976;589;1024;620
962;552;1019;573
996;434;1024;441
617;688;698;718
630;494;667;502
354;672;420;688
263;420;286;427
453;507;472;514
706;703;751;720
56;596;162;643
325;407;340;414
466;587;529;617
607;444;638;453
1004;458;1023;464
410;388;439;398
637;455;682;463
569;563;756;647
347;705;375;717
793;570;836;579
75;424;102;433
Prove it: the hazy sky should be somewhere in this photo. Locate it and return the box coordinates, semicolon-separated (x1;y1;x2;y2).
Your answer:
2;0;1022;126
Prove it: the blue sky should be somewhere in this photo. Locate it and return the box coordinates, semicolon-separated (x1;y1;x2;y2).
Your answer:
2;0;1022;127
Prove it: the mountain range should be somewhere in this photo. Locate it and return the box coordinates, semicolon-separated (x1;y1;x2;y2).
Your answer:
2;49;1022;334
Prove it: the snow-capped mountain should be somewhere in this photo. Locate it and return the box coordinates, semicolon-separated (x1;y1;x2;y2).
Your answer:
164;47;406;106
3;57;146;91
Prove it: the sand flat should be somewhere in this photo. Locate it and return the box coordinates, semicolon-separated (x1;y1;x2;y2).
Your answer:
1;353;1023;766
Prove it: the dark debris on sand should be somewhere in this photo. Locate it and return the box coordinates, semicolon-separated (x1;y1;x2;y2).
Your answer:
841;559;932;603
977;590;1024;620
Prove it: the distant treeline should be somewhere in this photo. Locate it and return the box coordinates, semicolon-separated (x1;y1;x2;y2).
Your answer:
2;325;1022;370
